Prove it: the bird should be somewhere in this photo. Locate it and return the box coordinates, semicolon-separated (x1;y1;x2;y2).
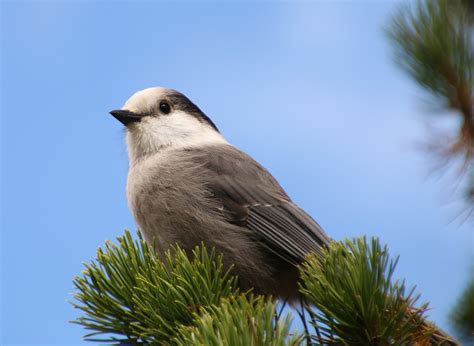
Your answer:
110;87;331;300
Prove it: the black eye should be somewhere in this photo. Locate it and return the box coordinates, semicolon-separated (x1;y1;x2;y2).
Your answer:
159;102;171;114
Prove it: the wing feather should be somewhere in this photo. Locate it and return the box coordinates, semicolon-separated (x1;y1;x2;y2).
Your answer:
188;145;331;266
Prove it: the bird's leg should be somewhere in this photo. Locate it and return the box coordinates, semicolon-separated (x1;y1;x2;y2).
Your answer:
276;296;289;323
302;300;322;344
298;297;312;346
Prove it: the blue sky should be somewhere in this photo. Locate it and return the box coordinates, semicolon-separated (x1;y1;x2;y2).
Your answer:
1;1;472;344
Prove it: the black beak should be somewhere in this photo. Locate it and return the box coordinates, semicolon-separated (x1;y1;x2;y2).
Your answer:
109;109;143;126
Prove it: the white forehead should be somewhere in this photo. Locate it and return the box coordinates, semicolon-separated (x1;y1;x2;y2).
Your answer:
122;87;167;113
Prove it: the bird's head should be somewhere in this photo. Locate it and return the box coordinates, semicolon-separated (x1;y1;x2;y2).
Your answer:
110;87;226;163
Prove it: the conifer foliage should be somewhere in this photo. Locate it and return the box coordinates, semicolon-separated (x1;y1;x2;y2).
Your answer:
388;0;473;162
72;231;241;344
387;1;473;341
388;0;473;206
71;231;455;345
299;238;430;345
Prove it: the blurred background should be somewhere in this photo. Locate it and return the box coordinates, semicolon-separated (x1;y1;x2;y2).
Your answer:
1;1;472;344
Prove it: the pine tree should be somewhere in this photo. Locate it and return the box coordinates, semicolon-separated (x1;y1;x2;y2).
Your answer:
387;0;473;211
71;231;457;345
450;278;474;344
387;0;473;342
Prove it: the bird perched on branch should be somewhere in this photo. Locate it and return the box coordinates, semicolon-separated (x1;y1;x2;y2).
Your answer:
110;87;331;299
110;87;459;345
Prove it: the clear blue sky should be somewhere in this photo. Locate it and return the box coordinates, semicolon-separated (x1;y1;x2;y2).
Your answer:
1;1;472;344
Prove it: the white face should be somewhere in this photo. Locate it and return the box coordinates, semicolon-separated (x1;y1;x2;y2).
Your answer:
120;87;227;163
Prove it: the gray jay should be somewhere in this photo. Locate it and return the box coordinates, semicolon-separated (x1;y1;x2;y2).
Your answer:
110;87;331;299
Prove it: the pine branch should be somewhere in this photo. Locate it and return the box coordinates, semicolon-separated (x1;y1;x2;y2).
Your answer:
72;232;459;345
299;237;457;345
71;230;240;344
467;154;474;191
388;0;473;162
450;277;474;344
174;295;302;346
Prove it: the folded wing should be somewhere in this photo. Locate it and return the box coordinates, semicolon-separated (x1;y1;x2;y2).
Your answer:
189;145;332;266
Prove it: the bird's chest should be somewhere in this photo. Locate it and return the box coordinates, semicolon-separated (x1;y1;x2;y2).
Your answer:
126;155;214;247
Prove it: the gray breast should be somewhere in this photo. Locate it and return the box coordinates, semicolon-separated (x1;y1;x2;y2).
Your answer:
127;149;224;252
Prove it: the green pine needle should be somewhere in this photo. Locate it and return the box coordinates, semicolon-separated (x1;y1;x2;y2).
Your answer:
299;237;431;345
174;295;302;346
387;0;473;163
388;0;473;111
71;230;240;344
450;277;474;344
71;231;454;345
